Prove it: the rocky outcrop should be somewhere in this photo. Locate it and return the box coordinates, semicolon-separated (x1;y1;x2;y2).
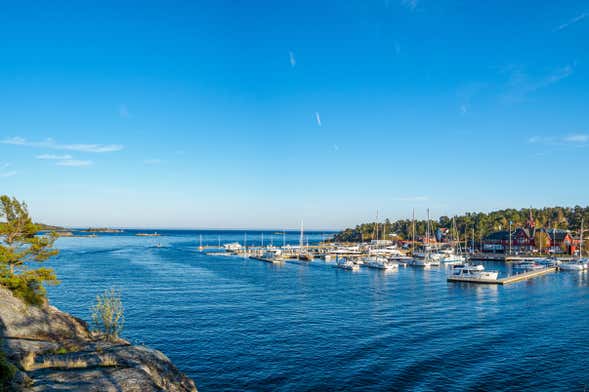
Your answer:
0;287;197;391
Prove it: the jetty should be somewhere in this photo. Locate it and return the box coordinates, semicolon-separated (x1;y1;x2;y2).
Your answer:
249;255;282;263
447;266;557;285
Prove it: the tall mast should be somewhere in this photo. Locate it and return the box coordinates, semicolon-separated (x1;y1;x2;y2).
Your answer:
580;217;584;259
373;209;379;242
411;208;416;254
426;208;430;254
299;220;304;250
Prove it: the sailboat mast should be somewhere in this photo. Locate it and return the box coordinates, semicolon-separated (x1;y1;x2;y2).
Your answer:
580;217;584;258
412;209;416;254
426;208;430;254
299;220;304;250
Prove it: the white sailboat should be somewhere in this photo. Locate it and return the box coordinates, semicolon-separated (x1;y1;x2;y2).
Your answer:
559;218;588;271
442;218;466;264
413;209;440;266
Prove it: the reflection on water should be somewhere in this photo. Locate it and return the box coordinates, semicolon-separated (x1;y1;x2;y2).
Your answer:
45;231;589;391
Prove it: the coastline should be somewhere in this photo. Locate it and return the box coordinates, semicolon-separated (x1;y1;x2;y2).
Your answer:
0;286;197;392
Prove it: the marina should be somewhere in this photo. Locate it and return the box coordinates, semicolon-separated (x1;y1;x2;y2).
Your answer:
44;230;589;391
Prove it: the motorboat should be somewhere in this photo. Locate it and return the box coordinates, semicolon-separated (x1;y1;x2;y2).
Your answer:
335;258;359;271
441;254;466;264
558;259;588;271
451;263;498;280
364;257;398;270
513;262;544;271
412;253;441;267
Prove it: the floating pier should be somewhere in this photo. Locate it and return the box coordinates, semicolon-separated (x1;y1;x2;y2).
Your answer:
249;256;282;263
447;267;557;285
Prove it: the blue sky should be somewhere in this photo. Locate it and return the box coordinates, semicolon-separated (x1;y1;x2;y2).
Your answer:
1;1;588;229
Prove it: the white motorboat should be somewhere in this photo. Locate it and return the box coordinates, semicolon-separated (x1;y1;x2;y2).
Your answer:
558;260;588;271
441;254;466;264
335;259;359;271
364;257;398;270
451;263;498;280
223;242;243;251
513;262;544;271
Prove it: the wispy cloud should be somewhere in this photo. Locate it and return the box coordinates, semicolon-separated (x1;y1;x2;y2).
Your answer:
392;196;428;201
36;154;73;160
55;159;93;167
289;51;296;68
556;12;588;31
459;104;468;115
332;144;340;152
315;112;322;127
502;65;573;103
2;137;123;153
563;134;589;143
401;0;418;11
528;133;589;146
0;163;16;178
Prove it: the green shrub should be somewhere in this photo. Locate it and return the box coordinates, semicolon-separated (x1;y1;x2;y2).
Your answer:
91;288;125;341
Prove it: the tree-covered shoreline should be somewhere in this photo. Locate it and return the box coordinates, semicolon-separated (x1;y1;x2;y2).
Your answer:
332;206;589;243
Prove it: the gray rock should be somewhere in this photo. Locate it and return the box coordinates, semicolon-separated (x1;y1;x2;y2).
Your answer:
0;287;197;392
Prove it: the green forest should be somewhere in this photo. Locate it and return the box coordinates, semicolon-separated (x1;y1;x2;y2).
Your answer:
332;206;589;243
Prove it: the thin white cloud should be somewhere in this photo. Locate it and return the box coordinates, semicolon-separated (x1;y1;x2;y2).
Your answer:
289;51;296;68
528;134;588;145
0;163;15;178
401;0;418;11
460;104;468;115
36;154;73;160
56;159;93;167
556;12;588;31
392;196;428;201
564;134;589;143
528;136;552;144
502;65;573;103
315;112;322;127
119;104;131;118
1;137;123;153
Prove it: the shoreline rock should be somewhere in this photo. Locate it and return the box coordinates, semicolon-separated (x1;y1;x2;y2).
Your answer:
0;287;197;391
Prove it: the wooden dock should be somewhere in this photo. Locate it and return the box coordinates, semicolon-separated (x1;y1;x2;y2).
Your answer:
249;256;282;264
447;267;557;285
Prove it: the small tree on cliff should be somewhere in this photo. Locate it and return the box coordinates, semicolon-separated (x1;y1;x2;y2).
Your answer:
0;195;59;305
91;288;125;341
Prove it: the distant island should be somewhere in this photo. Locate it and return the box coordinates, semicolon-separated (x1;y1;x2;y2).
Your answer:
80;228;124;233
136;232;161;237
35;223;66;231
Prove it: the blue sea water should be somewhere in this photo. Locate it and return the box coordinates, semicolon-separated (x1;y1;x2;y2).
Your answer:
44;230;589;391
